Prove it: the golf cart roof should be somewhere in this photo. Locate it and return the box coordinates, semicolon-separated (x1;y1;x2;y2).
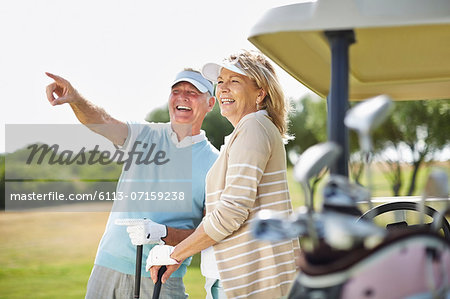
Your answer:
248;0;450;101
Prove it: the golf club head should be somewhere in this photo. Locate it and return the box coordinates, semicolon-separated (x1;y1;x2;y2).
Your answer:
251;210;306;241
344;94;394;135
323;175;370;206
293;142;342;184
322;175;367;216
322;212;386;250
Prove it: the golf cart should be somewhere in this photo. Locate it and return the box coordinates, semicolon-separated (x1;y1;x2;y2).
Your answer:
249;0;450;298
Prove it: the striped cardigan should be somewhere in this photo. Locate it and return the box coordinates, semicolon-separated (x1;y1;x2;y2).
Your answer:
202;111;299;299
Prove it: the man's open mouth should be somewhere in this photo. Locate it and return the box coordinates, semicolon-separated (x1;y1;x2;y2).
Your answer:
176;105;192;111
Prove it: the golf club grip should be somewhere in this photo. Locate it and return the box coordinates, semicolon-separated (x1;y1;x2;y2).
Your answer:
134;245;143;299
152;266;167;299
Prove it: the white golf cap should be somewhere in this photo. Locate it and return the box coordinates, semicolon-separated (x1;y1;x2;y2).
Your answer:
202;62;247;82
172;70;214;96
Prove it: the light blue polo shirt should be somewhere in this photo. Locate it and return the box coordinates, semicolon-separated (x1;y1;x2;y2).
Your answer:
94;122;218;278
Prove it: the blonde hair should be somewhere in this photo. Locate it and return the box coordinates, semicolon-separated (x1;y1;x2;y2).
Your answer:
225;50;291;140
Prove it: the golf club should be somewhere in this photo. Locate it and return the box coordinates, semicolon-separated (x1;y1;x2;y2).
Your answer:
252;207;385;251
251;209;308;241
152;266;167;299
135;244;143;299
293;142;342;210
115;218;156;299
293;141;341;248
321;212;386;250
344;95;393;209
322;174;369;216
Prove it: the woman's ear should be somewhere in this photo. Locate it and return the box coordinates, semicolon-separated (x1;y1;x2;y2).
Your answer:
256;88;267;104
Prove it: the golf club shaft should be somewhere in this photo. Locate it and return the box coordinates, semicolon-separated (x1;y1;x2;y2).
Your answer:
134;245;143;299
364;150;374;210
153;266;167;299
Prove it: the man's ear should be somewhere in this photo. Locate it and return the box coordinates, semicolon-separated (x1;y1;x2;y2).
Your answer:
208;96;215;112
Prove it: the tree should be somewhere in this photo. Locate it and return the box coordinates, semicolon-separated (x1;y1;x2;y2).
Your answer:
288;96;367;188
145;104;170;123
372;99;449;196
286;96;329;201
372;116;404;196
286;95;327;163
201;104;234;149
394;99;449;195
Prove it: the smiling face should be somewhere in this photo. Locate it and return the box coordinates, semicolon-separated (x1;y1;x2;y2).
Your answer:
168;81;214;134
216;68;266;127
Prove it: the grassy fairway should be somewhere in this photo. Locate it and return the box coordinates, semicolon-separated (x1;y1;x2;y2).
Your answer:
0;206;206;298
0;208;106;298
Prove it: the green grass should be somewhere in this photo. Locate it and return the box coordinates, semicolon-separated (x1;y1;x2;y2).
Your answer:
184;259;206;298
0;259;205;299
0;209;206;299
0;263;92;299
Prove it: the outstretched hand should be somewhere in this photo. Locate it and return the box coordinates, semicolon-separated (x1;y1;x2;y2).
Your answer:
45;72;81;106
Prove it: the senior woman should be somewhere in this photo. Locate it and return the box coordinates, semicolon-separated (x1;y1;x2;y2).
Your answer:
148;50;299;299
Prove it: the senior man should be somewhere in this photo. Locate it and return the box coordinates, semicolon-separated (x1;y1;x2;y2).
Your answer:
46;69;218;298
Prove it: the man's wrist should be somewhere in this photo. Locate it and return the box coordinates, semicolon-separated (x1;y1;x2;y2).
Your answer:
159;225;168;244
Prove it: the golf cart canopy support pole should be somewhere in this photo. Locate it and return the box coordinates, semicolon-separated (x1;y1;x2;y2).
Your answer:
325;30;355;177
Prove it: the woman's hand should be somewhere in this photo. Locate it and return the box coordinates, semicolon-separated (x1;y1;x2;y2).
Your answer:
146;245;182;283
147;224;217;283
150;264;182;284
